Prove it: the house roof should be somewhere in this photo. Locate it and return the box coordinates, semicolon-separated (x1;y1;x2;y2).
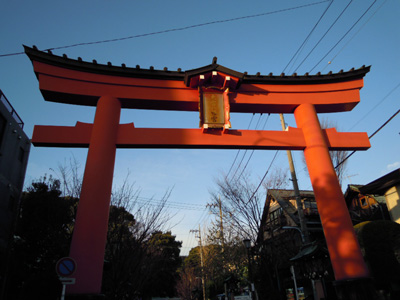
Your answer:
344;184;363;204
261;189;315;227
359;168;400;195
268;189;315;200
344;184;387;205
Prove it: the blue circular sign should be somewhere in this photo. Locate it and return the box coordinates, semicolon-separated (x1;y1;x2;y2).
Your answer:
56;257;76;277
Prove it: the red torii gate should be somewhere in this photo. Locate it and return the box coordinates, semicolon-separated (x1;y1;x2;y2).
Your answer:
25;46;371;297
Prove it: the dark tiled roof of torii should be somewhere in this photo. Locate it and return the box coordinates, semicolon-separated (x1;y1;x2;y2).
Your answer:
24;45;370;87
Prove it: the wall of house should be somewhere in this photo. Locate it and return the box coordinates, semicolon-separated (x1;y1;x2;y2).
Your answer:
385;185;400;224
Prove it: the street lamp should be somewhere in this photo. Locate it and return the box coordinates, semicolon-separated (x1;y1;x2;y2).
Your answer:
243;239;253;300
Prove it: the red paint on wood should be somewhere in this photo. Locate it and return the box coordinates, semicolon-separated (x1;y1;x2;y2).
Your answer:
32;124;370;151
67;96;121;294
31;60;364;113
24;47;373;295
294;103;369;280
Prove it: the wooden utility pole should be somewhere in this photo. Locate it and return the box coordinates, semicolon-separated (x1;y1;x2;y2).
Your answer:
279;113;310;244
206;199;225;250
207;198;228;300
191;226;207;300
218;197;225;251
217;198;228;300
190;224;206;300
198;225;206;300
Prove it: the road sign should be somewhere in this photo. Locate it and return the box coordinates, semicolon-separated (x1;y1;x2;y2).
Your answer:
56;257;76;277
59;277;76;285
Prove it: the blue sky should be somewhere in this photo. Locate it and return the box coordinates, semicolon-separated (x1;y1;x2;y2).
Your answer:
1;0;399;255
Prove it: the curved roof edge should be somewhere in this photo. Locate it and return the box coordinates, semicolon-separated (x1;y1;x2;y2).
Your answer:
24;45;370;85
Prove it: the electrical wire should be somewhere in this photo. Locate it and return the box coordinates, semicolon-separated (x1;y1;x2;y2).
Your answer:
282;0;333;74
247;150;280;204
0;0;330;58
235;113;271;181
294;0;354;73
231;114;264;179
348;80;400;131
309;0;377;73
321;0;388;71
226;114;255;178
136;195;205;208
335;106;400;169
135;200;206;211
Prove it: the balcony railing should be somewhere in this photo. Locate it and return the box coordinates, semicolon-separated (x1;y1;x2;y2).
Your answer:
0;90;24;129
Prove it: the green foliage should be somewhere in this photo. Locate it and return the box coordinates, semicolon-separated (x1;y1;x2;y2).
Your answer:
6;176;182;300
103;208;183;300
176;266;201;300
184;246;202;274
182;241;248;300
355;220;400;291
142;231;182;297
6;176;77;300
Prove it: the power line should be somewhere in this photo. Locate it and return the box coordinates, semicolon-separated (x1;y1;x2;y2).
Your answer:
348;81;400;131
309;0;377;73
135;200;206;211
136;195;205;208
231;114;264;179
247;150;280;204
321;0;388;71
335;106;400;169
226;114;255;178
235;114;271;181
294;0;354;73
282;0;333;74
0;0;331;58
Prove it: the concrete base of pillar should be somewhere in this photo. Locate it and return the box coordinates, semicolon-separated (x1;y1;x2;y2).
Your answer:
66;294;106;300
333;278;378;300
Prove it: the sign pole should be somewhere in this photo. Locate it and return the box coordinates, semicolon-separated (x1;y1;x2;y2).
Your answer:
61;284;66;300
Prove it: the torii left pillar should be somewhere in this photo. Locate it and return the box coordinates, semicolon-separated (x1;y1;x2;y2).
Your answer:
68;95;121;296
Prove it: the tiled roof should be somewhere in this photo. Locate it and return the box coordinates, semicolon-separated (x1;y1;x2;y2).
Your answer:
24;45;370;87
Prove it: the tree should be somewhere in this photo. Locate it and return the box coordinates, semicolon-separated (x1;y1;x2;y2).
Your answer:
5;176;77;300
103;223;182;300
141;231;182;298
355;220;400;298
7;159;179;300
95;175;179;300
102;205;142;300
208;167;290;300
210;168;289;245
181;233;248;300
176;266;201;300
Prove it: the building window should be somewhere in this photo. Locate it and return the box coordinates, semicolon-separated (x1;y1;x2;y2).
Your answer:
359;196;369;208
303;199;318;215
269;207;283;227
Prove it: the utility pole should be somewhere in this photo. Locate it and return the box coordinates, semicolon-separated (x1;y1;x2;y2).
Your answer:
207;198;228;300
190;226;206;300
279;113;310;244
218;197;225;251
206;197;225;250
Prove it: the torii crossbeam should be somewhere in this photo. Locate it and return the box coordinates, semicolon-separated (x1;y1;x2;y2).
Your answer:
25;45;371;297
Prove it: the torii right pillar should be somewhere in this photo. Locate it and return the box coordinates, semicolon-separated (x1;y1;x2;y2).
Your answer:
295;103;373;299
